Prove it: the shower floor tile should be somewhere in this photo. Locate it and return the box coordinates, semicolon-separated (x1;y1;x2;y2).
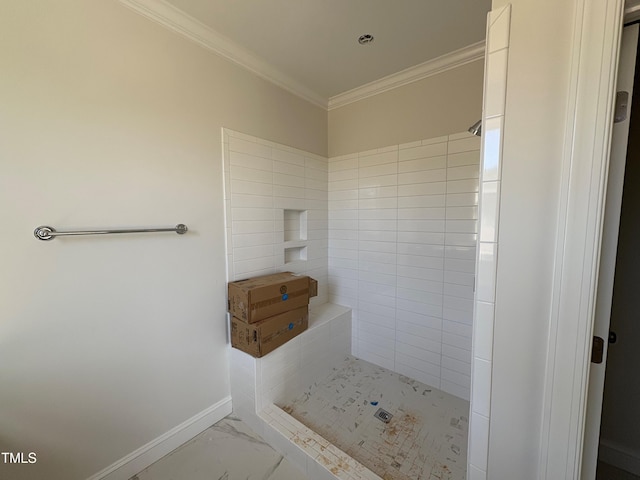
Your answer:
280;356;469;480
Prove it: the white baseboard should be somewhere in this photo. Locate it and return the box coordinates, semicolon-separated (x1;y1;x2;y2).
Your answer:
87;396;232;480
599;439;640;476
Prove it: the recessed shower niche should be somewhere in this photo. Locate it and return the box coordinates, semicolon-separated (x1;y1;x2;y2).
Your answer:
283;209;307;241
283;209;308;265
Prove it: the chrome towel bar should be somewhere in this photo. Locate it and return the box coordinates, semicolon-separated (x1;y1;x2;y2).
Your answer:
33;224;188;241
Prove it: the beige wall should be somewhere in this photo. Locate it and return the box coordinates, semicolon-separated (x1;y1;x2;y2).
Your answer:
0;2;325;479
328;60;484;157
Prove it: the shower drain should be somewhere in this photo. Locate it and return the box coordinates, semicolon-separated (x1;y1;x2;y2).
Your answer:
374;408;393;423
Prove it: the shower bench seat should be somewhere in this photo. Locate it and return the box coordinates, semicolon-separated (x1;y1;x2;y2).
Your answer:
229;303;382;480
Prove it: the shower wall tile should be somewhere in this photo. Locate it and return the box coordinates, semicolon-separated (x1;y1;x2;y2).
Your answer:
448;136;482;154
442;369;471;394
222;129;328;304
487;2;511;54
472;359;492;418
328;132;480;401
473;301;495;363
468;465;487;480
442;139;478;398
441;381;470;402
356;146;399;362
399;156;447;173
476;243;497;303
395;363;441;389
358;344;395;371
417;134;449;146
328;154;360;349
399;142;447;161
449;150;483;168
484;49;509;120
229;137;271;158
479;181;500;242
445;234;477;249
443;344;472;365
480;117;503;182
444;285;474;302
468;4;510;479
469;412;490;472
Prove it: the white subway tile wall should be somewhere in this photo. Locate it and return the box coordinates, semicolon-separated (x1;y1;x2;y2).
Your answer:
222;129;328;305
329;133;480;401
222;128;482;479
222;128;351;423
467;5;511;480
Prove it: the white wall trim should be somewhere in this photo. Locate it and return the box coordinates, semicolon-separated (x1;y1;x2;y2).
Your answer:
87;396;232;480
538;0;624;478
599;440;640;476
117;0;327;108
328;41;486;110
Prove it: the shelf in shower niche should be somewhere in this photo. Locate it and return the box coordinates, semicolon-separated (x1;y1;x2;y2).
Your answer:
283;240;306;248
284;245;307;263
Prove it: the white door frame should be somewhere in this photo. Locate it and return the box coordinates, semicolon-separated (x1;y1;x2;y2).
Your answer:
537;0;625;478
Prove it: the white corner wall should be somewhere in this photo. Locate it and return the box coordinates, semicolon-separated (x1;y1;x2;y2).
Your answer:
328;133;481;401
0;2;326;479
484;0;588;478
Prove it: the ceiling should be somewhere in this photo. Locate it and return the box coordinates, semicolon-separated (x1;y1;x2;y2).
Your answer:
162;0;491;101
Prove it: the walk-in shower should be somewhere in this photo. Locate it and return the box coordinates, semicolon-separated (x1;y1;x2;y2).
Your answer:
225;128;480;480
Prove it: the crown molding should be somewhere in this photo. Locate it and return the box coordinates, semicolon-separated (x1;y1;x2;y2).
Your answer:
328;41;486;110
118;0;328;108
119;0;486;112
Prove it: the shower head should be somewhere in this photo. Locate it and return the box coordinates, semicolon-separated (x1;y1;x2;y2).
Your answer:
468;120;482;136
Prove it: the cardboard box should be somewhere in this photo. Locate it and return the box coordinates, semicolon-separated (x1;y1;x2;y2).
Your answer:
228;272;309;323
309;277;318;298
230;306;308;358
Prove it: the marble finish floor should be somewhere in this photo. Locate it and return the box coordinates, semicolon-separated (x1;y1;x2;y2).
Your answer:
280;356;469;480
131;416;308;480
